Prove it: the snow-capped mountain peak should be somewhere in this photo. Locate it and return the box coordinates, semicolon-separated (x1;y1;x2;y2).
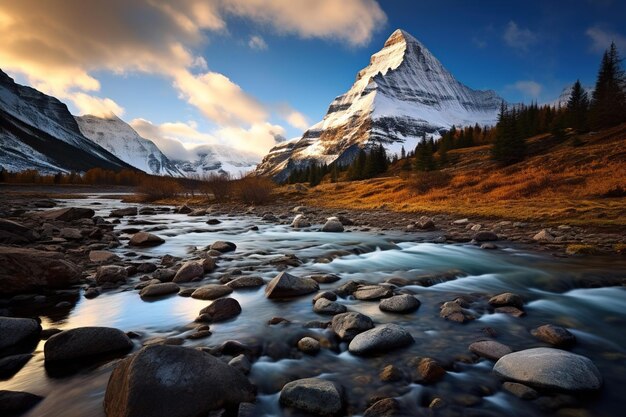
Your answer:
255;29;503;181
75;115;183;177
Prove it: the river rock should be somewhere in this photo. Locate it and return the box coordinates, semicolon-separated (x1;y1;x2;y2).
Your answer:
313;298;347;315
416;357;446;383
364;398;403;417
307;274;341;284
202;256;216;272
104;345;255;417
488;292;524;309
59;227;82;239
291;214;311;229
0;317;41;356
493;348;602;391
191;284;233;300
379;294;420;313
229;354;251;375
129;232;165;247
0;354;32;378
175;205;193;214
297;337;321;355
265;271;319;299
198;298;242;322
473;231;499;242
0;390;43;415
531;324;576;348
210;241;236;253
331;312;374;341
153;268;176;282
533;229;555;242
40;207;94;222
502;382;538;400
321;218;344;232
227;276;265;289
439;300;475;323
173;261;204;283
44;326;133;363
279;378;344;416
89;250;119;263
353;285;393;301
0;247;82;295
312;291;337;303
140;283;179;298
469;340;512;361
110;207;138;218
348;324;414;355
96;265;128;284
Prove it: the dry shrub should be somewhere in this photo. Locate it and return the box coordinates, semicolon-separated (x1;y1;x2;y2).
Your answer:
412;171;452;194
136;176;182;201
199;173;233;202
234;176;275;205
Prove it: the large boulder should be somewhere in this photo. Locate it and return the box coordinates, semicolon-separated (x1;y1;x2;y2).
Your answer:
173;261;204;283
0;317;41;356
265;271;319;299
348;324;414;355
279;378;344;416
493;348;602;391
331;312;374;341
40;207;94;222
0;247;81;295
44;327;133;363
96;265;128;284
104;345;255;417
0;219;37;244
129;232;165;247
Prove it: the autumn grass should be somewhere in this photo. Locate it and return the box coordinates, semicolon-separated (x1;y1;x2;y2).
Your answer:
294;123;626;227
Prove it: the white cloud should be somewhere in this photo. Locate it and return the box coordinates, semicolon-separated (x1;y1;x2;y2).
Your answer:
585;27;626;53
0;0;385;155
248;35;268;50
503;21;537;51
508;80;543;98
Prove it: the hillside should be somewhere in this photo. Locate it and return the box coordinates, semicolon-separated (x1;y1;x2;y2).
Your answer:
290;123;626;227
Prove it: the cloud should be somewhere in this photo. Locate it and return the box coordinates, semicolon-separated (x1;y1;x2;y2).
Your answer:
585;27;626;53
508;80;543;98
248;35;268;50
131;118;285;158
0;0;385;155
276;105;310;130
471;37;487;49
503;21;537;51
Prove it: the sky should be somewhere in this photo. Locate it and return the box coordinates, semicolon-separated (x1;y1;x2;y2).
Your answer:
1;0;624;159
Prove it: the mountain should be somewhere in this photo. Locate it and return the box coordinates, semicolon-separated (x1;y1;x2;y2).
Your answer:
169;145;260;178
552;83;594;108
256;29;503;181
75;115;183;177
0;69;134;174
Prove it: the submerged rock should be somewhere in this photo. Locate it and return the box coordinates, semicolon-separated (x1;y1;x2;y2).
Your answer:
104;345;255;417
469;340;512;361
348;324;414;355
210;241;237;253
488;292;524;309
531;324;576;348
279;378;344;416
493;348;602;391
265;271;319;299
297;337;321;355
198;298;242;322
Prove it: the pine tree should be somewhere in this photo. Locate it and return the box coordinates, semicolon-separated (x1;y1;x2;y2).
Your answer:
400;146;406;159
567;80;590;132
492;102;526;164
590;42;626;129
414;138;436;171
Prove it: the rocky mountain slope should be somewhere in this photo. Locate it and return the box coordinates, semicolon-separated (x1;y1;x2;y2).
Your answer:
75;115;183;177
0;69;133;174
256;29;503;181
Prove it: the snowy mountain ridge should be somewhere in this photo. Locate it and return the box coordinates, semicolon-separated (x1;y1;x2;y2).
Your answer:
256;29;503;181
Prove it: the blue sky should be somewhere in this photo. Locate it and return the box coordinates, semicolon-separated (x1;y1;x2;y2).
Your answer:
2;0;625;156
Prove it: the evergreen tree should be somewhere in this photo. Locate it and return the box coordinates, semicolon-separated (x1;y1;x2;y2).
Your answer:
590;42;626;129
414;137;436;171
400;146;406;159
567;80;590;132
492;102;526;164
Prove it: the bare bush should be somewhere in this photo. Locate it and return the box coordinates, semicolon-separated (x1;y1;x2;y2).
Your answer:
136;176;182;201
234;176;275;205
412;171;452;194
199;173;233;202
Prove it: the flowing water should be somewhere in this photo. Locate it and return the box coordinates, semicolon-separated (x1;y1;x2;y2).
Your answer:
2;195;625;416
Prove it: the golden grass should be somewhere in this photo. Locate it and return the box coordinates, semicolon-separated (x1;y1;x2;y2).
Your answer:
293;124;626;227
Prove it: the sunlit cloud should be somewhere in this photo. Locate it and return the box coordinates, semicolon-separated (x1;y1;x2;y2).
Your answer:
248;35;268;50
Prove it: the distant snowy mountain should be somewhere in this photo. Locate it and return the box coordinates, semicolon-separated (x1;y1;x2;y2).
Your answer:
0;69;133;174
170;145;260;178
551;83;594;108
75;115;183;177
256;29;503;181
